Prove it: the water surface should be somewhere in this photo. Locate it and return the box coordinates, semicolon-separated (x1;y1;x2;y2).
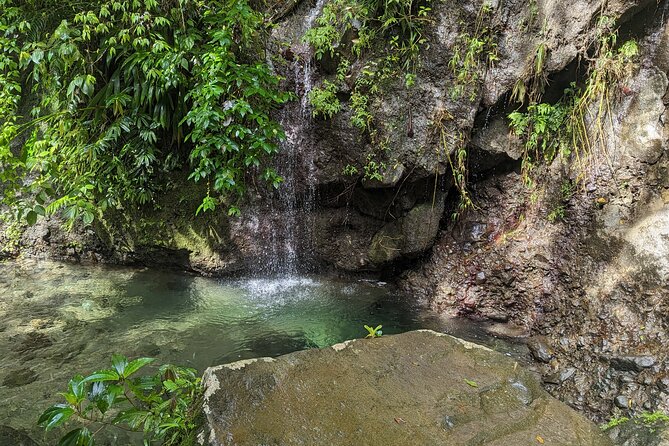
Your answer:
0;259;524;444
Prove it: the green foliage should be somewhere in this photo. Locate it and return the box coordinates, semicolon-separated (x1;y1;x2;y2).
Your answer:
363;153;387;182
303;0;432;128
509;20;639;186
432;108;472;218
308;80;341;119
546;205;565;223
448;3;499;101
350;91;373;130
0;0;291;227
601;411;669;431
364;324;383;338
304;0;431;73
508;101;571;183
511;40;548;105
0;219;23;253
38;354;202;446
637;411;669;426
342;164;359;176
600;416;630;430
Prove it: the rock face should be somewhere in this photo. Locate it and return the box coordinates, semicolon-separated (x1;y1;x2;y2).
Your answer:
201;330;611;446
606;419;669;446
401;7;669;420
4;0;660;275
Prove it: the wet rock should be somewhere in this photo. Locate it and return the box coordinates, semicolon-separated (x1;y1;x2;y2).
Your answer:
543;367;577;386
543;373;561;385
658;377;669;391
560;367;577;383
0;426;38;446
611;356;656;373
605;418;669;446
470;117;524;168
527;336;553;363
482;309;509;322
369;201;444;265
2;368;38;388
202;330;612;445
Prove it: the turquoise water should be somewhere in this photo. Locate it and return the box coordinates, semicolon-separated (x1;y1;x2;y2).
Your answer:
0;259;523;444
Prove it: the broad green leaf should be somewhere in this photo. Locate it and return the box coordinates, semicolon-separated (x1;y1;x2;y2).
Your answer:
67;375;87;402
58;427;94;446
26;210;37;225
124;357;155;378
82;369;120;383
111;353;128;377
163;379;178;392
82;211;94;226
38;404;75;431
113;408;150;429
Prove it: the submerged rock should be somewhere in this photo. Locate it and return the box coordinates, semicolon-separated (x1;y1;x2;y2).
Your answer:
201;330;611;445
1;368;37;388
0;426;38;446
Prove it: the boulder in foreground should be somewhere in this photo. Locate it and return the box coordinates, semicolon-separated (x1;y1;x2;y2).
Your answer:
201;330;611;445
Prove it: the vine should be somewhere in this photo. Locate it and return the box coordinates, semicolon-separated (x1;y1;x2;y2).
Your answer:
303;0;433;183
432;109;472;219
304;0;432;125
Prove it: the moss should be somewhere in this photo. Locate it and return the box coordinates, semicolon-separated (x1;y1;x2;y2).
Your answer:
93;173;232;265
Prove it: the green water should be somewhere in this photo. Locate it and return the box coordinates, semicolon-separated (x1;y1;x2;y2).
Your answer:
0;259;523;444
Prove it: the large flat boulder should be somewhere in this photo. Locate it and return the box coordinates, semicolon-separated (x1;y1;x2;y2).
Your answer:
200;330;611;445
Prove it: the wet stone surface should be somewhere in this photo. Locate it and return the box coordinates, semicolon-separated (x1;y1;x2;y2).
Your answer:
202;330;611;446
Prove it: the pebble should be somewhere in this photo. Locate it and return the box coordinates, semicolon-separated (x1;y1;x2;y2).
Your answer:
527;336;553;363
475;271;486;284
614;395;629;408
610;356;656;373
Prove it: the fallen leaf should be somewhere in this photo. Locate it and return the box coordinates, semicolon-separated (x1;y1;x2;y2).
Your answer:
464;379;478;388
394;417;405;424
536;435;544;444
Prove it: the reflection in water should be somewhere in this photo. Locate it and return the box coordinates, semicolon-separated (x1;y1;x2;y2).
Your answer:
0;259;525;444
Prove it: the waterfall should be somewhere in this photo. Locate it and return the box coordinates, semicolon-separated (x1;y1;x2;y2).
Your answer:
255;0;326;277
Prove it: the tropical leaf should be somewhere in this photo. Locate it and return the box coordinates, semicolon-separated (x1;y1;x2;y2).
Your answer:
38;404;75;431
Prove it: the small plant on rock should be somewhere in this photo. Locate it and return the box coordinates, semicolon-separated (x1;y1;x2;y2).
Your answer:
364;324;383;338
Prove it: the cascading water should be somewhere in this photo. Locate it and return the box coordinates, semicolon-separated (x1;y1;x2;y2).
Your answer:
256;0;327;276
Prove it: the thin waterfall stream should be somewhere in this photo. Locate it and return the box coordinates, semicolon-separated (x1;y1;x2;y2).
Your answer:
256;0;325;276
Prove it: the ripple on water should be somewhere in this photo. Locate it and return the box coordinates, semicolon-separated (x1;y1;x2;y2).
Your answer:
0;259;524;444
